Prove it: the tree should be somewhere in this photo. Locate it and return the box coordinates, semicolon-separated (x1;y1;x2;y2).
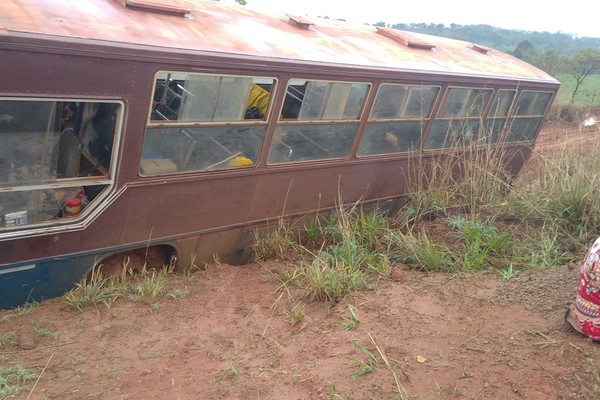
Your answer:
513;40;535;61
568;48;600;103
534;49;565;76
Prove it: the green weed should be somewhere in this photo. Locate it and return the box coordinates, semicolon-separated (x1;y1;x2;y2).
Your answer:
127;268;168;303
0;333;17;348
0;365;37;399
325;383;352;400
348;340;378;380
511;145;600;250
287;204;392;302
284;302;305;326
64;267;122;311
7;301;39;318
341;305;361;331
388;229;455;272
348;334;409;398
167;288;190;299
295;249;366;302
215;361;239;381
34;325;59;341
251;220;298;262
497;264;519;281
447;216;513;272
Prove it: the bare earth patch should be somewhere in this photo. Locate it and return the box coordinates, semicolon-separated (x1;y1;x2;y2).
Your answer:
2;122;600;400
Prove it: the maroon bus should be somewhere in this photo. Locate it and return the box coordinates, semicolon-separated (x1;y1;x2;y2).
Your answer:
0;0;559;308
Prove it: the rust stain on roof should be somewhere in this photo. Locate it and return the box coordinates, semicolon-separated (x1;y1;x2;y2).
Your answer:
0;0;558;83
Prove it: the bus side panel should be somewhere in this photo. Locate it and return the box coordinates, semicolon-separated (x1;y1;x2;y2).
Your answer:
0;254;97;308
4;190;130;268
10;231;82;266
0;241;12;265
368;158;423;199
119;175;260;243
246;165;381;219
1;50;138;98
80;190;130;250
503;145;533;179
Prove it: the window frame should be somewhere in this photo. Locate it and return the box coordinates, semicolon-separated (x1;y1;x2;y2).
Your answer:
503;90;554;143
0;96;124;237
424;86;493;150
267;78;371;165
357;83;441;157
142;71;278;176
480;89;517;145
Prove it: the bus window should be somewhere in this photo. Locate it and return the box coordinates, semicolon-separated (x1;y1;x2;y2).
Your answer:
503;91;553;143
0;99;119;229
268;79;369;164
358;84;439;156
424;87;492;149
143;72;275;175
481;89;516;144
151;72;274;123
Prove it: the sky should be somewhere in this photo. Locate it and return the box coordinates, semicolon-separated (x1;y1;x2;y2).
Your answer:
222;0;600;39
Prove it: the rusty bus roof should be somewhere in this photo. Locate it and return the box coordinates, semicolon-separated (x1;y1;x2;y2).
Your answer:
1;0;558;84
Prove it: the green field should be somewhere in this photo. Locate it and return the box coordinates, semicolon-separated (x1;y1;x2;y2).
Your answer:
554;73;600;107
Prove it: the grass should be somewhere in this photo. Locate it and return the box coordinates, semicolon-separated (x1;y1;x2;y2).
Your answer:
296;248;367;302
64;267;122;311
167;288;190;299
341;305;361;331
251;220;299;262
215;361;239;381
278;204;392;302
34;325;59;341
348;339;377;380
388;229;455;272
284;302;305;326
497;264;519;281
127;269;167;303
64;264;175;310
348;334;409;398
6;302;39;318
554;73;600;107
246;127;600;302
0;333;17;348
510;140;600;252
0;365;37;400
447;216;514;272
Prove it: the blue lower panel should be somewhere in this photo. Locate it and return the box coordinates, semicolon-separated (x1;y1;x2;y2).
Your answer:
0;254;99;309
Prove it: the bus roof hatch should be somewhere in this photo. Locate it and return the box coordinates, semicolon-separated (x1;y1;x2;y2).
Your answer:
113;0;191;17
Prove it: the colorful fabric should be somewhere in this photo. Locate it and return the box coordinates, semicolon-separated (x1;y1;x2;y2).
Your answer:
572;237;600;340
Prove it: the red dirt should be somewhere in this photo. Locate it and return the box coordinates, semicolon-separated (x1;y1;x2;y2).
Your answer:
2;120;600;400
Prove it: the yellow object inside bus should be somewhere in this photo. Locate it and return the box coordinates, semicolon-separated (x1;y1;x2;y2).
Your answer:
246;84;270;115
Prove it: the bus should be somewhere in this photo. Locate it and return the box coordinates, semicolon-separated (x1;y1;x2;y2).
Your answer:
0;0;559;308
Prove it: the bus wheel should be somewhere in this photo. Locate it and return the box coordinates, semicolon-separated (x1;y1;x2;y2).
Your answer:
94;246;170;278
